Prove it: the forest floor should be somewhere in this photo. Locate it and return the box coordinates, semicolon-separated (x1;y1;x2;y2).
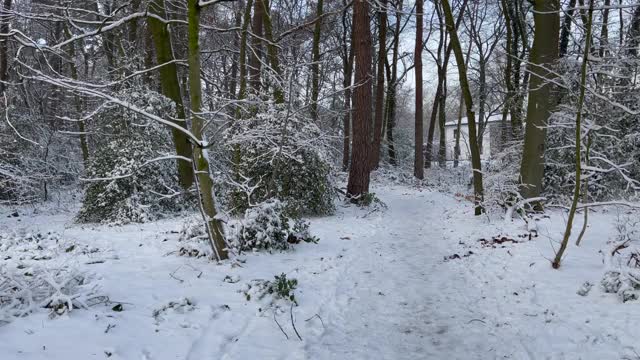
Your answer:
1;183;640;360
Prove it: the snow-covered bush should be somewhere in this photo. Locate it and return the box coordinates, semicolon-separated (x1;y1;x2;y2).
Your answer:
601;215;640;302
176;217;212;259
0;265;101;323
483;141;523;212
241;273;298;305
224;98;335;216
76;89;189;224
228;199;318;253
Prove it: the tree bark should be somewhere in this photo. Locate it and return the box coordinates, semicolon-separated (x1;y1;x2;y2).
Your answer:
310;0;324;120
371;0;387;170
441;0;484;215
262;0;284;103
148;0;194;189
0;0;11;94
553;0;593;269
249;0;264;91
187;0;228;260
237;0;254;101
414;0;424;179
347;0;373;199
559;0;577;58
386;0;402;166
519;0;560;203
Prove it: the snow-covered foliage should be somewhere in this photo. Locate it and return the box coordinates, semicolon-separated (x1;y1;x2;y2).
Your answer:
223;99;335;216
0;102;82;205
241;273;298;306
543;57;640;203
0;265;101;323
76;89;189;224
228;199;318;253
602;215;640;302
176;217;212;259
483;141;523;211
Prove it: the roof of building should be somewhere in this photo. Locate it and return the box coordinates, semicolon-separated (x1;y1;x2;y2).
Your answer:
445;113;507;127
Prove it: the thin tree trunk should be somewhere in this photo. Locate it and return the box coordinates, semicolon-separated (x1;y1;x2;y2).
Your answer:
63;24;90;167
0;0;12;94
453;91;463;167
437;75;447;167
229;2;243;99
386;0;402;166
310;0;324;120
187;0;228;261
441;0;484;215
341;0;354;172
148;0;194;189
347;0;373;199
519;0;560;204
552;0;593;269
262;0;284;103
598;0;610;59
371;0;387;170
249;0;264;91
414;0;424;179
237;0;254;101
500;0;514;145
559;0;577;58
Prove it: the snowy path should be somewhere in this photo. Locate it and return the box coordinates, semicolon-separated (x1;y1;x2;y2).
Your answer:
304;190;465;359
2;185;640;360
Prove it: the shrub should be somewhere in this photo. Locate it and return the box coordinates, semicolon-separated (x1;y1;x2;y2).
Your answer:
228;199;318;253
601;215;640;302
224;98;335;216
76;89;189;224
241;273;298;305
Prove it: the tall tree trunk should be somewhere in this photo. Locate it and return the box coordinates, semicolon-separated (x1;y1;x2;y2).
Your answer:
262;0;284;103
249;0;264;91
476;60;486;153
519;0;560;203
510;0;525;139
453;91;463;167
500;0;514;145
63;24;90;167
347;0;373;199
598;0;610;59
187;0;228;261
414;0;424;179
552;0;593;269
386;0;402;166
310;0;324;120
559;0;577;58
0;0;11;94
237;0;254;101
229;2;243;99
148;0;194;189
341;0;354;171
371;0;387;169
437;75;447;167
441;0;484;215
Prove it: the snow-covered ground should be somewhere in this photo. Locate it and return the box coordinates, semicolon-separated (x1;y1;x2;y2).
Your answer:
1;184;639;360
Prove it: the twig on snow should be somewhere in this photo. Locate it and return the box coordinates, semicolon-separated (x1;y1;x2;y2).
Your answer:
273;311;289;340
290;303;302;341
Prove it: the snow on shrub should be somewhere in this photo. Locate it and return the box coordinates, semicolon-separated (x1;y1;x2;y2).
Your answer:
601;215;640;302
76;88;189;224
223;98;335;216
0;265;102;323
176;217;212;259
0;231;99;262
228;199;318;253
241;273;298;306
